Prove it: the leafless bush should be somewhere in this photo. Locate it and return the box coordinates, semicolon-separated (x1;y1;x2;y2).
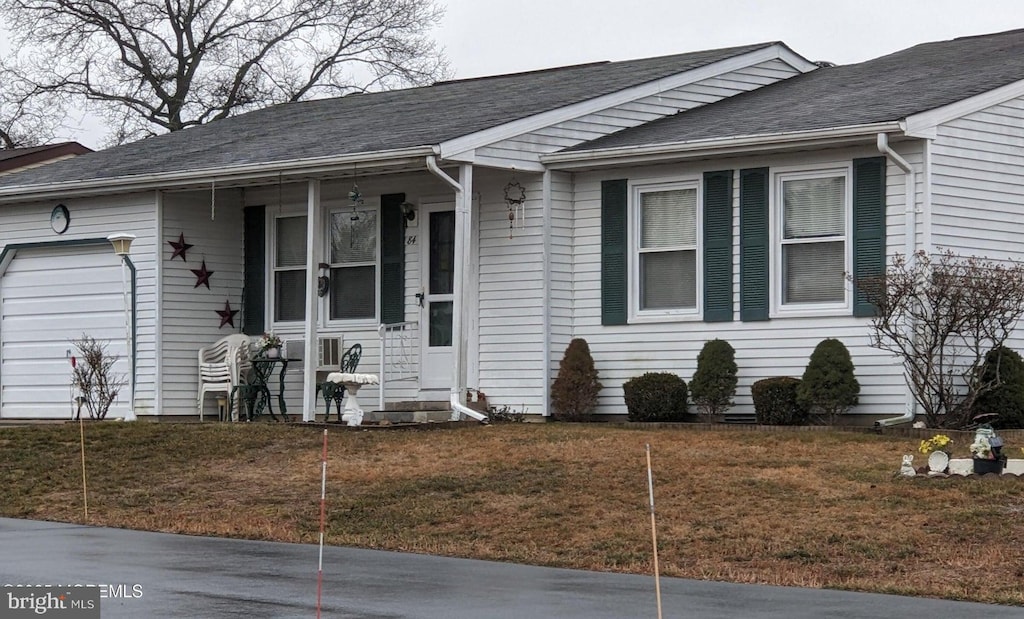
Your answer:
70;334;126;420
853;250;1024;428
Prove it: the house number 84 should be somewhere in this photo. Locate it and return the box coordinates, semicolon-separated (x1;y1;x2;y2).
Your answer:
406;235;417;245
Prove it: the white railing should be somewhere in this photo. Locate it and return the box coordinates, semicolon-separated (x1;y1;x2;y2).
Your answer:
378;321;419;411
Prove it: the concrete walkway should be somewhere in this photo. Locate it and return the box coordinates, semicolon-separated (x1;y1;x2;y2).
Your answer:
0;518;1018;618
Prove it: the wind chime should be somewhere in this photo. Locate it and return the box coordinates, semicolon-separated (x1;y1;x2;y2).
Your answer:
503;169;526;239
347;164;365;247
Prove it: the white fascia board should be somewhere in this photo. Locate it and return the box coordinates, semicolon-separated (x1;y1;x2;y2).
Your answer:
904;77;1024;137
0;146;438;203
438;44;816;160
541;122;903;170
445;149;546;172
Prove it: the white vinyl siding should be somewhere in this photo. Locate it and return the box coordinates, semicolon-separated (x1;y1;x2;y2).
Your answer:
475;59;804;167
930;94;1024;354
0;192;159;418
571;147;910;418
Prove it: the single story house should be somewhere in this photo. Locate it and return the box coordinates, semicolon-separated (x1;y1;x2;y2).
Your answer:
1;29;1023;423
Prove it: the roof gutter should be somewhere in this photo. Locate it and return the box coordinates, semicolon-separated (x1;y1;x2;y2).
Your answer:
0;146;438;203
874;131;919;429
541;122;903;170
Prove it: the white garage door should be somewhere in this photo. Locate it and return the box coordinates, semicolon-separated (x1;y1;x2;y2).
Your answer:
0;245;129;419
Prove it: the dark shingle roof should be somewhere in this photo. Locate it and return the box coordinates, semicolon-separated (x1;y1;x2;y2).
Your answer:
0;42;774;188
567;29;1024;153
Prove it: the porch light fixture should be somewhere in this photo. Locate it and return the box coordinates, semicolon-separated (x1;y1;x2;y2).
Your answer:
107;233;137;422
401;202;416;229
503;170;526;239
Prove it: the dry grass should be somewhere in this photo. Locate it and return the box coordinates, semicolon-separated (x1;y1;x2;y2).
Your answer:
1;422;1023;605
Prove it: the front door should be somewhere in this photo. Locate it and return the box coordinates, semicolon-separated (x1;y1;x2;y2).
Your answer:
420;203;456;390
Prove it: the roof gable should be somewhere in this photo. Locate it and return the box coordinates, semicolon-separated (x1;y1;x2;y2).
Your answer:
562;28;1024;154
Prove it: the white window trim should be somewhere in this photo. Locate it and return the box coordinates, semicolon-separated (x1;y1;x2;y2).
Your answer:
269;210;309;329
324;197;381;328
769;165;853;318
627;178;703;323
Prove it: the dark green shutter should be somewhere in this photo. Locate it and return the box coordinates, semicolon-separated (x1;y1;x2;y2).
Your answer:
703;170;733;322
601;179;628;325
380;193;406;324
739;168;769;321
242;205;266;335
852;157;887;317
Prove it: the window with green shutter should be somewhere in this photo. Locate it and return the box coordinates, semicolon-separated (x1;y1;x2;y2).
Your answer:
601;179;628;325
740;168;769;321
852;157;886;317
703;170;733;322
242;205;266;335
380;193;406;324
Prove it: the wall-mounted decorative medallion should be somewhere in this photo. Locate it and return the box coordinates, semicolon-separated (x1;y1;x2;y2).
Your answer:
50;204;70;234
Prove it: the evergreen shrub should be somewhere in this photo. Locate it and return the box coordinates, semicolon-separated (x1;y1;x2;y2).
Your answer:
796;338;860;424
550;338;602;421
689;339;738;421
752;377;809;425
972;346;1024;429
623;372;689;422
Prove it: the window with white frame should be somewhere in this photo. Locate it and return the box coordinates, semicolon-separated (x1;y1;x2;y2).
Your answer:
328;207;378;321
634;183;699;314
778;171;848;306
274;215;307;322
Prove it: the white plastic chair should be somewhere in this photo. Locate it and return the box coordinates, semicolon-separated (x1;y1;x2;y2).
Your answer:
197;334;252;421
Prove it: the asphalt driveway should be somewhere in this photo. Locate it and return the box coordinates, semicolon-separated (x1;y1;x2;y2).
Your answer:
0;518;1019;618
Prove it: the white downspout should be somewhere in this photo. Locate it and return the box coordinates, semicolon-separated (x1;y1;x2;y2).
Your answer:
875;133;918;428
425;156;487;423
541;170;553;417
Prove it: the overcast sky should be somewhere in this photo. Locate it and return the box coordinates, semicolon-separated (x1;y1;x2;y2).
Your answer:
25;0;1024;148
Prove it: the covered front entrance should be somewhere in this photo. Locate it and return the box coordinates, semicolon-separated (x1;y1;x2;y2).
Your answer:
419;202;456;391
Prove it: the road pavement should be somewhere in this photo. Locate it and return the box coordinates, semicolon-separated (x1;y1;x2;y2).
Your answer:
0;517;1019;618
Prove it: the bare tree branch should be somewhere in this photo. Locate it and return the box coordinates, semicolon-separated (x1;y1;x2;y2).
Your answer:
852;249;1024;428
1;0;448;145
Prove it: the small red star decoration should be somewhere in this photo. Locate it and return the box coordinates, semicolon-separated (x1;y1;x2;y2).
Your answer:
216;300;238;328
191;260;214;289
167;232;194;261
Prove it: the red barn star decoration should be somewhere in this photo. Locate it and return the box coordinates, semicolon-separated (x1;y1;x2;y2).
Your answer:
216;300;238;328
168;233;194;261
191;260;214;289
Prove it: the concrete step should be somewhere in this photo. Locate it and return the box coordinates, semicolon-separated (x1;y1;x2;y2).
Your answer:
384;400;450;412
364;409;452;423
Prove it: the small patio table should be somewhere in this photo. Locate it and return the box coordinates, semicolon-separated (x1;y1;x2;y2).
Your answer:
234;357;289;421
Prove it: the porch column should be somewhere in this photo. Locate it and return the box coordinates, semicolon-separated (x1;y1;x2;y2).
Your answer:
302;179;322;421
450;164;473;405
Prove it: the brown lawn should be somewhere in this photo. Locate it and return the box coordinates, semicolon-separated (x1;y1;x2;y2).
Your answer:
1;422;1022;606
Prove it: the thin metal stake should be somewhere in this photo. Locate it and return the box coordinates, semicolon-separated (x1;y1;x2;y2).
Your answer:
79;414;89;520
646;444;663;619
316;429;328;618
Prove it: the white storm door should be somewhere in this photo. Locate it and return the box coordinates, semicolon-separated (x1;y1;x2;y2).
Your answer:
419;204;456;390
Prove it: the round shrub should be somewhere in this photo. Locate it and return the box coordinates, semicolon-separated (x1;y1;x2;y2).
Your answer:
550;338;602;421
689;339;738;421
972;346;1024;429
796;338;860;424
623;372;689;422
752;377;809;425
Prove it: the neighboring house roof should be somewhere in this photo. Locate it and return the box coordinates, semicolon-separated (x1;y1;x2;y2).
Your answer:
0;142;91;174
561;29;1024;154
0;42;776;189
